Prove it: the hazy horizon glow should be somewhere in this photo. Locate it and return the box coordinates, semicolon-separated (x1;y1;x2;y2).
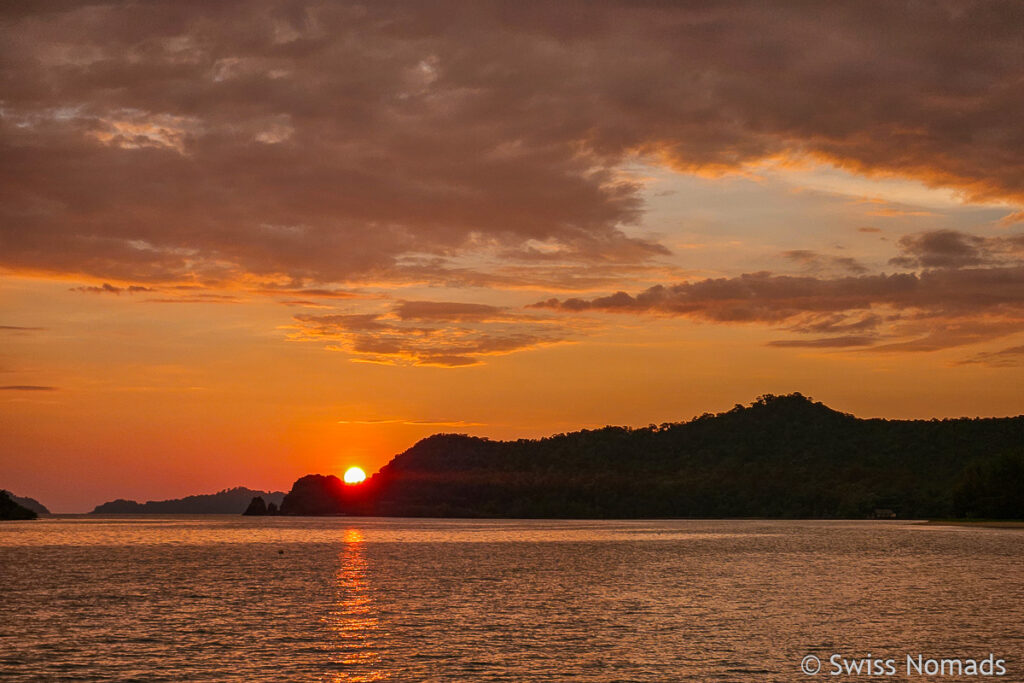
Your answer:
2;1;1023;511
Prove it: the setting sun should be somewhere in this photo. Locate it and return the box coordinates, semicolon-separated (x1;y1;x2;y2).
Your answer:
343;467;367;485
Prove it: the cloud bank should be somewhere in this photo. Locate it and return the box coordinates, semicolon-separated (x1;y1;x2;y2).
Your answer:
2;1;1023;288
533;231;1024;363
291;300;571;366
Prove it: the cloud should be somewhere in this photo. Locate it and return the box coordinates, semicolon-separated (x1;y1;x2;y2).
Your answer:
767;335;879;348
337;418;485;426
255;287;363;299
143;294;242;304
393;300;512;322
2;2;1023;288
866;320;1024;353
782;250;868;275
291;301;572;366
957;345;1024;367
889;230;1024;269
534;266;1024;320
0;385;57;391
853;198;937;219
70;283;155;294
0;325;45;332
890;230;984;269
1000;211;1024;226
788;312;885;335
866;209;937;217
277;299;334;309
532;272;917;322
533;230;1024;354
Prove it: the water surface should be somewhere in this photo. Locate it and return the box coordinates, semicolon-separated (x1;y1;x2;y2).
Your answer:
1;517;1021;680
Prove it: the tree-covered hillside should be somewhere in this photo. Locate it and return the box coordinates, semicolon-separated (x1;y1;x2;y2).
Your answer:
281;394;1024;519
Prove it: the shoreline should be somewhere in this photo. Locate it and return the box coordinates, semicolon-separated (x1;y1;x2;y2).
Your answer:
919;520;1024;529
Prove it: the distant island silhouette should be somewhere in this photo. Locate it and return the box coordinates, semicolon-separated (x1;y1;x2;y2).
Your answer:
0;490;38;520
4;492;50;516
92;487;286;514
273;393;1024;519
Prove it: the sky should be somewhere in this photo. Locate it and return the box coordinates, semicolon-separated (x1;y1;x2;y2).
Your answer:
2;1;1023;512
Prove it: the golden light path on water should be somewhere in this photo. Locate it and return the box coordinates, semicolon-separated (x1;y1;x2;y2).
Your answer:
328;528;387;682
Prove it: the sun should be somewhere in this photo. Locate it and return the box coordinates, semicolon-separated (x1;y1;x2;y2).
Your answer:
343;466;367;484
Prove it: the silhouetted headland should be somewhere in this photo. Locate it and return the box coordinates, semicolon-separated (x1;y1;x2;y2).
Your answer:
279;394;1024;519
5;492;50;515
92;487;286;514
0;490;39;520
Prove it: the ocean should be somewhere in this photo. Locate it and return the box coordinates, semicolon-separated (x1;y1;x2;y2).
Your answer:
1;517;1021;681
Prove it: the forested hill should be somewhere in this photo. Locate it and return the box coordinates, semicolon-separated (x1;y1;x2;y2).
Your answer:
92;487;286;514
280;394;1024;519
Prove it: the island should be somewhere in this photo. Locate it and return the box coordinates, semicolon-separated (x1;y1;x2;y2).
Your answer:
278;393;1024;519
92;487;286;514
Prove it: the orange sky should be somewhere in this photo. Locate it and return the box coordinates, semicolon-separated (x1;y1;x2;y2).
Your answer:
2;2;1023;511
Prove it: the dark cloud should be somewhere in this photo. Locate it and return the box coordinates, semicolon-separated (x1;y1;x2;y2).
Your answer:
70;283;155;294
0;385;57;391
890;230;987;269
890;230;1024;269
533;271;918;322
0;325;45;332
534;266;1024;319
292;301;571;366
2;1;1022;286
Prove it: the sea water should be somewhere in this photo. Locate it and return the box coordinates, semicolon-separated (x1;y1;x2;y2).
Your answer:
1;517;1021;680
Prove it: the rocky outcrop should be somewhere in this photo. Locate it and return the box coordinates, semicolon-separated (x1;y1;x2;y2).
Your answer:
242;496;268;516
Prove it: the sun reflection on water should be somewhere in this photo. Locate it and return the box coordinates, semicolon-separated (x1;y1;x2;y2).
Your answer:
326;528;389;682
